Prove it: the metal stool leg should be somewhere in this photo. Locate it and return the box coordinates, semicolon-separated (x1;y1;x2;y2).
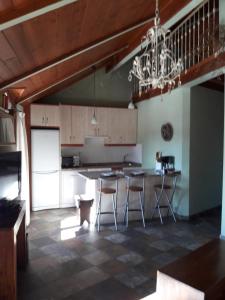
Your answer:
124;188;129;224
95;192;100;227
139;191;145;228
126;190;129;228
152;189;163;224
165;191;176;223
112;194;118;231
97;192;102;232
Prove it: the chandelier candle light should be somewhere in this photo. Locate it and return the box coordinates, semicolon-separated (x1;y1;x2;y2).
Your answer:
128;0;183;97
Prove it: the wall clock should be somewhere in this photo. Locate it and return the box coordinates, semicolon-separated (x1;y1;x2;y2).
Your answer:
161;123;173;141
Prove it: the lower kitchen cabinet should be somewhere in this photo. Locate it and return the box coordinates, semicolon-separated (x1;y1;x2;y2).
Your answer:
60;170;87;208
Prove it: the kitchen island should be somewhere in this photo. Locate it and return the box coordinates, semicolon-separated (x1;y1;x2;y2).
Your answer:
78;169;179;224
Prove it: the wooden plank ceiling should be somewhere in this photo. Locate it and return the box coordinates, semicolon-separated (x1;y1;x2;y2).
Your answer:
0;0;192;105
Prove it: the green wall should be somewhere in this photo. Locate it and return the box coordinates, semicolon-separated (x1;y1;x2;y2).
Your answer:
137;87;191;217
40;61;132;107
190;86;224;216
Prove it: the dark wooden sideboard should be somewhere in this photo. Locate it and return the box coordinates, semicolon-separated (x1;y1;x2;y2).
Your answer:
0;200;27;300
156;239;225;299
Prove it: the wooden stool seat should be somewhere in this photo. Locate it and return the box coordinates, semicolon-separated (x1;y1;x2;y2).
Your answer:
96;175;119;231
154;184;172;190
99;187;116;194
128;185;143;192
124;173;145;228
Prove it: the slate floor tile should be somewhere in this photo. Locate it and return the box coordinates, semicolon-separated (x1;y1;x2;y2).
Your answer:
85;278;139;300
19;207;220;300
115;268;149;288
151;252;178;266
74;266;110;290
105;232;130;244
100;259;128;276
31;236;57;248
117;250;144;266
150;239;175;251
83;249;111;265
103;244;128;258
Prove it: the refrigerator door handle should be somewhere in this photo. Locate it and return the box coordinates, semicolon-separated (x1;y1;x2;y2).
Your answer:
34;170;59;175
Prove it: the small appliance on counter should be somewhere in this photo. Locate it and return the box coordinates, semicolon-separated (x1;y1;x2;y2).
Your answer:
155;152;175;173
155;151;162;172
61;154;80;168
61;156;73;168
72;154;80;167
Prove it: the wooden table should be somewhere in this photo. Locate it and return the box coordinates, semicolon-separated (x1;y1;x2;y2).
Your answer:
156;239;225;300
0;200;27;300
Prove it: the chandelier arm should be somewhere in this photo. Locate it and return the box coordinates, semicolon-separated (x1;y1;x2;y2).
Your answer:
128;0;183;95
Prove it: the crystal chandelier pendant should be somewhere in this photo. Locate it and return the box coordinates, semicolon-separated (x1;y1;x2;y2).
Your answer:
128;0;183;97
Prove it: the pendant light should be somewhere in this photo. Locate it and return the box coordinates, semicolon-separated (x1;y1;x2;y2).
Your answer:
128;79;135;109
91;67;98;125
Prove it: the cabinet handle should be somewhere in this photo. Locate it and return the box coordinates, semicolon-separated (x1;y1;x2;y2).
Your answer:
98;128;99;136
46;116;48;125
42;117;44;124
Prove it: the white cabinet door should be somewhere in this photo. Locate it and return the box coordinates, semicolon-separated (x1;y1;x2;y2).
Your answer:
106;108;137;144
60;105;72;144
31;105;59;127
61;171;87;208
32;171;60;211
71;106;87;144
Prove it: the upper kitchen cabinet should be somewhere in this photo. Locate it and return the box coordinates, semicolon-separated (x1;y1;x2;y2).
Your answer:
60;105;87;145
85;107;108;137
31;104;59;127
106;108;137;145
123;109;137;144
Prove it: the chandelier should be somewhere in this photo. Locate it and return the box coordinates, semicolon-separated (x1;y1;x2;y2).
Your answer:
128;0;183;96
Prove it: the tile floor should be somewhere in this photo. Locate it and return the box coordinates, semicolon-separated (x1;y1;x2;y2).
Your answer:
18;208;221;300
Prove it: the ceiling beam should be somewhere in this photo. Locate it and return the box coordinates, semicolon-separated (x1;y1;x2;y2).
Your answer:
18;46;127;105
0;0;79;31
0;15;154;91
108;0;204;74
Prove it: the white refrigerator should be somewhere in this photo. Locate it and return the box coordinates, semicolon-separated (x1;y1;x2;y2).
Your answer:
31;129;60;211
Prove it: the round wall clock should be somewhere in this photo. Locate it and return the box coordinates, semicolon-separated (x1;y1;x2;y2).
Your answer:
161;123;173;141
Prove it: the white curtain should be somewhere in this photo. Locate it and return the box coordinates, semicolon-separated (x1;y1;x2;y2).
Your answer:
16;111;30;226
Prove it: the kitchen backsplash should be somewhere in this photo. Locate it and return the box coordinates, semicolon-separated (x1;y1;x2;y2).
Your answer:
61;137;142;164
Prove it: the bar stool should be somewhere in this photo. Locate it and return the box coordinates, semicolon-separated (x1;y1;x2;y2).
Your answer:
124;173;145;228
95;175;119;232
151;171;180;224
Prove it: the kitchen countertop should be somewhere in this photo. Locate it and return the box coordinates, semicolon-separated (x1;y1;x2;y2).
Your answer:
78;169;158;180
61;161;141;171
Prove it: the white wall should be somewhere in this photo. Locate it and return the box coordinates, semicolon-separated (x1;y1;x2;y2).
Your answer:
61;139;142;164
137;88;191;217
190;86;224;215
